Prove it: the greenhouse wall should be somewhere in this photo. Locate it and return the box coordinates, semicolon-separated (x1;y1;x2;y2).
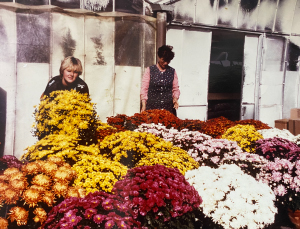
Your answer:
0;3;156;158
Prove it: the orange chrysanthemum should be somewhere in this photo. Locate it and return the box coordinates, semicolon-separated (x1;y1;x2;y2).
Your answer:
52;182;68;197
0;175;8;181
22;188;42;207
47;156;64;166
21;161;41;175
0;182;9;192
32;174;51;187
30;185;47;193
9;172;25;181
42;191;56;207
40;161;58;176
8;207;28;226
33;208;47;224
3;168;20;177
9;179;28;192
0;217;8;229
53;168;73;182
66;187;82;198
3;189;19;205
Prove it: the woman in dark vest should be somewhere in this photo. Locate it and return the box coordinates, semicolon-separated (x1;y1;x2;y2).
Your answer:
140;45;180;116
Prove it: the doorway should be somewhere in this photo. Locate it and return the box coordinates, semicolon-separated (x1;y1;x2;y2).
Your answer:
208;30;245;121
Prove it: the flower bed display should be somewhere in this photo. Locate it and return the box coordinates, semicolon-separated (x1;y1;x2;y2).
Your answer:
2;89;298;228
185;164;277;229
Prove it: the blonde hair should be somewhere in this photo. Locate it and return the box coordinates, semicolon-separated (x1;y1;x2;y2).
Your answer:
59;56;83;76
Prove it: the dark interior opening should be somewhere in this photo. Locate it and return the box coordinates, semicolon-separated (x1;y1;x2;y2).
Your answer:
0;87;6;157
208;30;245;121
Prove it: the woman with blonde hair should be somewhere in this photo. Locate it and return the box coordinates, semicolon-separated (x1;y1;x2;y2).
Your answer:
41;56;89;98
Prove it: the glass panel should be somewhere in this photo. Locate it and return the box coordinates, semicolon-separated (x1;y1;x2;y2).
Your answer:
173;0;194;22
263;36;285;71
17;12;50;63
274;0;297;34
84;16;114;120
195;0;216;26
217;0;239;28
291;0;300;34
256;0;277;31
236;0;259;30
51;13;84;76
143;20;156;68
51;0;80;8
115;17;142;66
115;0;143;14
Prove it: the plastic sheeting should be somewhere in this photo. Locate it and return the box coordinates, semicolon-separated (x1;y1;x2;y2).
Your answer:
0;3;156;158
173;0;300;35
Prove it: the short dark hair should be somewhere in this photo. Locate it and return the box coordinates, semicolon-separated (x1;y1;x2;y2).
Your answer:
157;45;175;62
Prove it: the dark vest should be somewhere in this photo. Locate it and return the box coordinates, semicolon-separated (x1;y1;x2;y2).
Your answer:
146;65;175;114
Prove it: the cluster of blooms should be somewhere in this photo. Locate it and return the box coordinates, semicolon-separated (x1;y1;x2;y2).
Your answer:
0;155;26;173
34;90;100;145
107;114;128;132
135;123;212;152
96;123;119;142
112;165;202;228
0;157;85;227
189;139;268;177
178;119;204;131
185;164;277;229
257;159;300;199
255;137;300;162
258;128;295;142
127;109;182;130
42;191;141;229
72;154;128;194
235;119;271;130
222;124;263;152
200;116;235;138
135;146;199;175
22;134;100;165
99;131;174;167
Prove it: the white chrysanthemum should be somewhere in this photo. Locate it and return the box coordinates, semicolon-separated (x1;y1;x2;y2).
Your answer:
185;164;277;229
258;128;295;141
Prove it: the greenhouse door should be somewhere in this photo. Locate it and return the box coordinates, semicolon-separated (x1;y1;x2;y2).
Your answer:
208;30;244;121
167;27;212;120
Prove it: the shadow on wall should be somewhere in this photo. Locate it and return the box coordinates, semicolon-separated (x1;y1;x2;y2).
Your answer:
0;87;6;157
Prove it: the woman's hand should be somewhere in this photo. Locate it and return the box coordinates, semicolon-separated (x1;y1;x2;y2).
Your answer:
173;98;179;110
141;100;146;112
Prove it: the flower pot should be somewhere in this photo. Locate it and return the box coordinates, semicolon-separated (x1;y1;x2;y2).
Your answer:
288;209;300;229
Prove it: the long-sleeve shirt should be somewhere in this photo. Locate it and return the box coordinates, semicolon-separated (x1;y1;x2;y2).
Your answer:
140;65;180;101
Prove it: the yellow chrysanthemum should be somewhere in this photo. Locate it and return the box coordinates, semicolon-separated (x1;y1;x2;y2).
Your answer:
100;131;174;167
222;124;263;152
72;154;128;194
136;147;199;175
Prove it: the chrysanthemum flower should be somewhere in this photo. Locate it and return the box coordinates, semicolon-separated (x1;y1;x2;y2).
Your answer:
8;207;29;226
